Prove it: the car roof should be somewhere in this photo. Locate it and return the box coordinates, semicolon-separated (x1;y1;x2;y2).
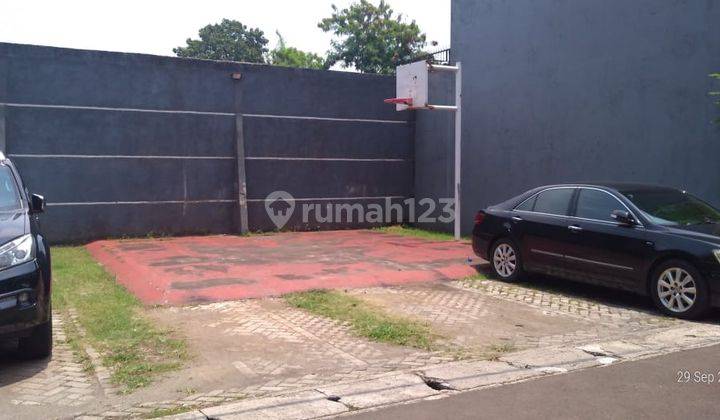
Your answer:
534;182;683;194
492;182;687;211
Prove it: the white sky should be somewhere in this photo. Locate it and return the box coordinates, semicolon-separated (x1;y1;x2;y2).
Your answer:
0;0;450;58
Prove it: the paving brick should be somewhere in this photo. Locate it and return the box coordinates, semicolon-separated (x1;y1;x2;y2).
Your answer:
0;314;101;410
6;278;720;419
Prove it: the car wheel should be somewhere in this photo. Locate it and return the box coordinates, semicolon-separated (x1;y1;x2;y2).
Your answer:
651;260;710;320
18;315;53;359
490;238;524;281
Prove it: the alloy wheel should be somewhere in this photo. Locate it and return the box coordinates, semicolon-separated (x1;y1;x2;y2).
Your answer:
657;267;697;313
493;243;517;278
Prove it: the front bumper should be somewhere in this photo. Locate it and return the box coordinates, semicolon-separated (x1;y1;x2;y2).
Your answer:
0;260;48;337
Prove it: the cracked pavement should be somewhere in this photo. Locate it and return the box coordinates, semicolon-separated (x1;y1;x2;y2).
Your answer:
2;271;720;419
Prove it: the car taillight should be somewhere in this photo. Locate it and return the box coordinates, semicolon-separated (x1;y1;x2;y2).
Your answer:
474;211;486;225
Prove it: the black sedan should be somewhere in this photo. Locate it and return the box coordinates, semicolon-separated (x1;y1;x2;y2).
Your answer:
0;153;51;358
472;183;720;319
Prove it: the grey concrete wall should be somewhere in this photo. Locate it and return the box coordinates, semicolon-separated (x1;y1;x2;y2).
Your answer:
419;0;720;234
0;43;413;242
414;71;455;232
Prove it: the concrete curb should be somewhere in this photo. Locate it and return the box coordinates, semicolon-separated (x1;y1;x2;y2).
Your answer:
162;322;720;419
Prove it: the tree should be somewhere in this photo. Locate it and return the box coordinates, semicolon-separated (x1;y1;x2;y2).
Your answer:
269;32;325;70
711;73;720;124
318;0;426;74
174;19;268;63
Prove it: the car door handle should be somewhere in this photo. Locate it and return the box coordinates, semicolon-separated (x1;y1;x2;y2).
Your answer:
511;216;523;222
568;225;583;232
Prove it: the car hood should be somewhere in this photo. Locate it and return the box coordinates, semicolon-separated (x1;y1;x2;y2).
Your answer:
663;224;720;246
0;211;28;246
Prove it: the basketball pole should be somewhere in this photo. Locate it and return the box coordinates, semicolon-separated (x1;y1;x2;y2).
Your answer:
453;62;462;240
428;62;462;240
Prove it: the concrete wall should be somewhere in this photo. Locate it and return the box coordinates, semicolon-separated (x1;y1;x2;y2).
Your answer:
414;71;455;232
420;0;720;234
0;43;413;243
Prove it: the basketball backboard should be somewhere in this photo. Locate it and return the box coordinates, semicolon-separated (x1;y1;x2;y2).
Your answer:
392;60;429;110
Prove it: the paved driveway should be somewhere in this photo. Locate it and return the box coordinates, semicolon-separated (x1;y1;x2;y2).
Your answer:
87;230;476;305
3;261;720;418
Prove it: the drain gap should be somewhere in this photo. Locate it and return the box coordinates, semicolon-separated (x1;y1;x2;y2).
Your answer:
318;391;358;410
418;374;455;391
577;345;619;358
326;395;341;402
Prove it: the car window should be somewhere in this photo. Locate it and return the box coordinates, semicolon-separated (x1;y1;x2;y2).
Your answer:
576;189;625;222
515;196;535;211
0;165;22;211
622;189;720;226
533;188;574;216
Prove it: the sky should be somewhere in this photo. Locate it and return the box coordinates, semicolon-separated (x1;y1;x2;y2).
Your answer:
0;0;450;59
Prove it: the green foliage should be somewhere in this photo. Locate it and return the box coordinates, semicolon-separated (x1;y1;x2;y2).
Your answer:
711;73;720;124
173;19;268;63
145;405;199;419
318;0;426;74
269;32;325;70
286;290;434;349
374;224;456;241
53;247;186;391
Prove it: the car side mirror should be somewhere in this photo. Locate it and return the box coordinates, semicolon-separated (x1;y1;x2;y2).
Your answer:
611;209;635;226
29;194;45;214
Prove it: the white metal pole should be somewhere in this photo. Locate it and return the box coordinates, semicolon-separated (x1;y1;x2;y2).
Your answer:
454;62;462;240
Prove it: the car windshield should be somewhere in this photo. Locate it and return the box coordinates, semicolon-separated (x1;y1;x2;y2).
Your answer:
622;189;720;226
0;165;22;211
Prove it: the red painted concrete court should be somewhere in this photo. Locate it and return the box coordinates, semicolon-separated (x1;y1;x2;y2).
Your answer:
86;230;477;305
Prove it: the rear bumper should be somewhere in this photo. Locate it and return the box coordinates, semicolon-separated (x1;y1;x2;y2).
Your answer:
696;260;720;308
0;260;49;338
472;233;492;261
703;276;720;309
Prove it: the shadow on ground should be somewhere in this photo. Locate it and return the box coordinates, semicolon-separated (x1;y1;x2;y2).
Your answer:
0;338;50;387
472;263;720;325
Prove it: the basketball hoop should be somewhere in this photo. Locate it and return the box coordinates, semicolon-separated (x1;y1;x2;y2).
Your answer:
385;60;463;240
383;97;414;107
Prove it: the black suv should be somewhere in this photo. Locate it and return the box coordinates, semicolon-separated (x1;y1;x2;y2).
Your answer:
0;152;51;358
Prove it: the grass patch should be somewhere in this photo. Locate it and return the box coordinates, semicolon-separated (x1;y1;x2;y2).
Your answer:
52;246;187;392
144;405;198;419
286;290;435;349
483;342;517;361
374;225;457;241
60;314;94;374
463;273;488;281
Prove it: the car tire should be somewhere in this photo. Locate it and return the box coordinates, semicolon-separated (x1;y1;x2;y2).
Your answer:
650;259;710;320
489;238;524;282
18;315;53;359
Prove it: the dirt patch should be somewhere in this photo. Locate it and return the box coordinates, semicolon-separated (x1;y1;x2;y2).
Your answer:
277;274;314;281
171;278;257;290
350;282;596;355
135;298;437;402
